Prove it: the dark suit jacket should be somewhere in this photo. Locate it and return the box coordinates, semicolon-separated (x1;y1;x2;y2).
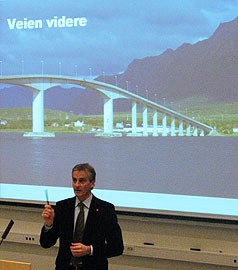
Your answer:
40;195;124;270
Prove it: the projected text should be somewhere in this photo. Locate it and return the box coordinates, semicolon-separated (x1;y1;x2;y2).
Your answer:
7;16;88;30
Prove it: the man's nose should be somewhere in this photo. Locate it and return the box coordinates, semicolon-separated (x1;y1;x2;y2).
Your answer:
75;180;81;185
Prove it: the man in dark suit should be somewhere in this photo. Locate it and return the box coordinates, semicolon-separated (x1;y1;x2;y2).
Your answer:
40;163;124;270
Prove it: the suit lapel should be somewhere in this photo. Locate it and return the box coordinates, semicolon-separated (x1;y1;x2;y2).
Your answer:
83;196;100;238
66;197;76;241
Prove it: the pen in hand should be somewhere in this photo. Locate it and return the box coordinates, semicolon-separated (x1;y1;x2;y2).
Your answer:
43;189;55;226
45;189;49;205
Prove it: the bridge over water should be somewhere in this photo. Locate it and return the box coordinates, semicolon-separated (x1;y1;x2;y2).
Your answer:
0;75;215;137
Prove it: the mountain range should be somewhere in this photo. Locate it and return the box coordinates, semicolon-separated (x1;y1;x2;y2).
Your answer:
101;17;238;107
1;17;237;115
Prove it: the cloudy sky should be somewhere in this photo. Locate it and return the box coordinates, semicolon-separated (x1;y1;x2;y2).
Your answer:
0;0;238;76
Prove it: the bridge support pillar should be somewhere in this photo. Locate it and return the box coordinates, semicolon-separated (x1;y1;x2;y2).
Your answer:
143;105;148;136
193;127;198;136
103;97;113;135
32;89;44;133
131;101;137;134
23;84;55;137
171;117;176;136
162;114;167;136
179;120;184;136
186;125;191;136
152;110;158;136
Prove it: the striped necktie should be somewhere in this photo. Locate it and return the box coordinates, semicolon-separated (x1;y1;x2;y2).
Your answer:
70;202;85;268
74;202;85;242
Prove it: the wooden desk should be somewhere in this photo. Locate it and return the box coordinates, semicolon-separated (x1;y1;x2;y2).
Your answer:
0;260;31;270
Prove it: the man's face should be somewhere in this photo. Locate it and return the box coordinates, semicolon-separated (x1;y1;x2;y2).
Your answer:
72;170;95;201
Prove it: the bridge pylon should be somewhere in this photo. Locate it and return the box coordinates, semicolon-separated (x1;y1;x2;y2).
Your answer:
23;83;55;137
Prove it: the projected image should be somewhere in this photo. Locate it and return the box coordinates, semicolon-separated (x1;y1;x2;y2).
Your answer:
0;0;237;137
1;1;238;219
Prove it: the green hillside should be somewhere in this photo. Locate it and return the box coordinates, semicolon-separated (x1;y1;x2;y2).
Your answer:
0;103;237;135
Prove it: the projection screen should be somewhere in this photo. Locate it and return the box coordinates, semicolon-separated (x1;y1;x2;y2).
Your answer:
1;0;238;222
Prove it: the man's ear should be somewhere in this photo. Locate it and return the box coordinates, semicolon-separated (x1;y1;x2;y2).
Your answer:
91;181;95;189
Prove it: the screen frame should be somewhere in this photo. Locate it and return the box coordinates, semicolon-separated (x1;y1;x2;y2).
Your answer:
1;183;238;225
